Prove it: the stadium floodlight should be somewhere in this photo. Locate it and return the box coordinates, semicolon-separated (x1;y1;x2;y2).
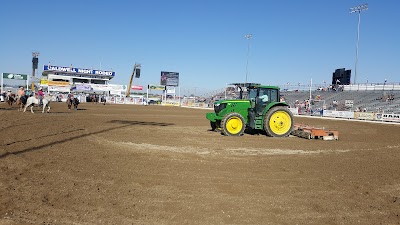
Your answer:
31;51;40;91
245;34;252;83
350;4;368;14
350;3;368;85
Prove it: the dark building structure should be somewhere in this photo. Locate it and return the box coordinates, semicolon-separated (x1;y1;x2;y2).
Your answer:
332;68;351;85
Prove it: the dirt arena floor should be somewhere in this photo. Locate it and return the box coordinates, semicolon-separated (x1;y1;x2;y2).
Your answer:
1;102;400;225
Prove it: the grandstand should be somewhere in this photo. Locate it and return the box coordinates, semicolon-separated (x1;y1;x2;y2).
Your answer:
204;83;400;114
281;84;400;114
282;88;400;114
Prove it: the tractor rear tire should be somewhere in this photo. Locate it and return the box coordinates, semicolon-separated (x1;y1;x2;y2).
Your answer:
221;112;246;136
264;106;294;137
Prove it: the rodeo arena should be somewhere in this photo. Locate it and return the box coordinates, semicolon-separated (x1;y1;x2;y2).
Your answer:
2;62;400;224
1;64;400;123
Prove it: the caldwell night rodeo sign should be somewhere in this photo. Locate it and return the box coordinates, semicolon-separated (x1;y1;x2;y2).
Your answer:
43;65;115;77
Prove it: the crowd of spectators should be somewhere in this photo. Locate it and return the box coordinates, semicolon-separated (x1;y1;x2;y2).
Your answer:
378;93;395;102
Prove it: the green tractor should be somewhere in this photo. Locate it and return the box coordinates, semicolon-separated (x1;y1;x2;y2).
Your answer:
206;83;294;137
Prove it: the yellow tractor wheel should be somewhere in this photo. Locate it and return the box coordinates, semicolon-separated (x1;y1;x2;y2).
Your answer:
264;106;294;137
221;112;246;136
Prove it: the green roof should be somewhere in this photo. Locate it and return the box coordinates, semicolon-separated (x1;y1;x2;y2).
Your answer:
248;84;280;90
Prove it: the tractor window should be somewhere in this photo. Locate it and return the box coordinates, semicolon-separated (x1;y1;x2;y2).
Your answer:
259;89;269;102
270;89;278;102
248;89;257;102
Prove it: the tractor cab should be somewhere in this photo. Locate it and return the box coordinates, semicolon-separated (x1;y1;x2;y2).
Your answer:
247;85;280;115
245;85;284;130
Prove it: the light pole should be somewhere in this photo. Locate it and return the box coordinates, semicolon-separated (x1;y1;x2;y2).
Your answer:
350;3;368;85
245;34;252;83
31;51;39;92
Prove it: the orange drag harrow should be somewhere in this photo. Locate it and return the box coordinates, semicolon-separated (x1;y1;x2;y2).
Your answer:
291;123;339;141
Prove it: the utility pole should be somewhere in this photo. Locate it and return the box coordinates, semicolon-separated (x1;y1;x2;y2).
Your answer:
126;63;141;97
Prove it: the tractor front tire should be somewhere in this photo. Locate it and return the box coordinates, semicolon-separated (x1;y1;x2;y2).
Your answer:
264;106;294;137
221;113;246;136
210;121;221;131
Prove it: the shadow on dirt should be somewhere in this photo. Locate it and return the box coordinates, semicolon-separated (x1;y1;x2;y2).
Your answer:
0;119;174;159
109;120;174;127
244;128;267;136
0;107;15;110
207;127;267;136
49;112;74;114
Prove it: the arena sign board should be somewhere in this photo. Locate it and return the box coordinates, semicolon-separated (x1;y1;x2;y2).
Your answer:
323;110;354;119
73;84;91;91
375;113;400;122
43;65;115;77
160;71;179;86
148;85;165;90
48;86;71;92
131;85;143;90
2;73;28;80
354;112;375;120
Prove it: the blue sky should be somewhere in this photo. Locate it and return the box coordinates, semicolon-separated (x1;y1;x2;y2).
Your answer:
1;0;399;94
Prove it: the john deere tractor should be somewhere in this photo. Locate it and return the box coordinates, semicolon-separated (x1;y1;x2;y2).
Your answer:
206;83;294;137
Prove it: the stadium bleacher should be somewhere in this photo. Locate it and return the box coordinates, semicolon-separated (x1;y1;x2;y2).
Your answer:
205;84;400;114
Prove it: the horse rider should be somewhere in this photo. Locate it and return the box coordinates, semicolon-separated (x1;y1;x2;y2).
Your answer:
68;92;74;102
17;87;25;101
25;89;32;97
37;88;44;106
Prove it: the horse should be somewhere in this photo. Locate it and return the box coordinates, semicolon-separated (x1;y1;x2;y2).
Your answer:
90;94;97;104
67;97;79;110
6;94;16;108
23;96;51;113
16;95;28;111
100;96;106;105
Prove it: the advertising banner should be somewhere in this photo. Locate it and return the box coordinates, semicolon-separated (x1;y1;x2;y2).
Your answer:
354;112;375;120
376;113;400;122
2;73;28;80
48;81;70;86
74;84;91;91
323;110;354;119
166;87;175;94
41;79;70;87
131;85;143;90
109;84;125;91
91;84;111;92
148;85;165;90
48;86;71;92
40;79;49;86
160;71;179;86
